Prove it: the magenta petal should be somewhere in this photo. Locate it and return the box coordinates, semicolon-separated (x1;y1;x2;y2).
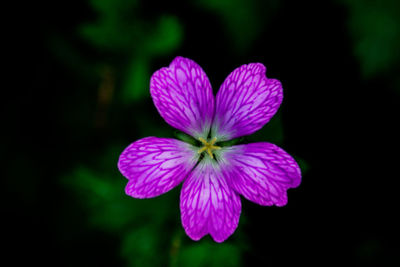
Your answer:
118;137;199;198
212;63;283;141
180;159;241;242
220;143;301;206
150;56;215;139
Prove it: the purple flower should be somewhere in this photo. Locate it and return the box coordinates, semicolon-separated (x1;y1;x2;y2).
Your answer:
118;56;301;242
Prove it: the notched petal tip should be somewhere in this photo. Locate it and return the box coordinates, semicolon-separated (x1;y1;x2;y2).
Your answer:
219;143;301;207
245;62;267;75
213;63;283;141
180;160;241;243
169;56;189;67
150;57;215;138
183;226;207;242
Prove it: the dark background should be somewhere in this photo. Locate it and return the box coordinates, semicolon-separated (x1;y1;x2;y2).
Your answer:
5;0;400;266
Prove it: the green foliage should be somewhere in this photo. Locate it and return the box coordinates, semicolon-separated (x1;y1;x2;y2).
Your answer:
121;56;150;102
195;0;279;53
80;0;140;51
121;227;163;266
177;241;241;267
144;16;183;56
63;146;175;232
340;0;400;78
79;0;183;102
62;144;245;266
63;165;132;232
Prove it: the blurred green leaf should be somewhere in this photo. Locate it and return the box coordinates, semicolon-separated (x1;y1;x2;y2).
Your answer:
62;146;178;233
144;16;183;56
80;0;139;51
339;0;400;78
79;0;183;103
195;0;279;53
178;240;241;267
121;57;150;102
121;227;162;267
63;166;134;231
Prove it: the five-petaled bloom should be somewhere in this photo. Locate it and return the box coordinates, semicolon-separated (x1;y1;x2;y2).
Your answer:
118;56;301;242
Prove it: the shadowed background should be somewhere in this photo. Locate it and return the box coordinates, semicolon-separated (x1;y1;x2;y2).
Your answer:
5;0;400;266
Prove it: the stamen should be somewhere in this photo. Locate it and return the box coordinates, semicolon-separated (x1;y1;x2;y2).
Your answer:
197;137;221;159
209;137;217;146
206;148;214;159
199;137;208;145
197;146;207;154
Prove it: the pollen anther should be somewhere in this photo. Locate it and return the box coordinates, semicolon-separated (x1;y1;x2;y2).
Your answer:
198;137;221;159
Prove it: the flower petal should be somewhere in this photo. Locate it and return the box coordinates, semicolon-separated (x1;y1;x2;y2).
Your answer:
150;56;215;139
180;158;241;242
118;137;199;198
218;143;301;206
212;63;283;141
